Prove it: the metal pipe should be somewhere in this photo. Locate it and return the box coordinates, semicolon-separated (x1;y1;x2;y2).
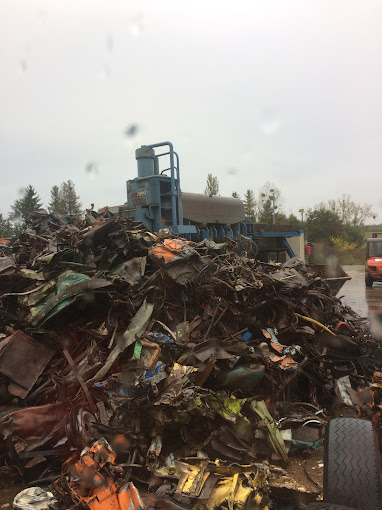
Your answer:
145;142;177;226
174;151;183;225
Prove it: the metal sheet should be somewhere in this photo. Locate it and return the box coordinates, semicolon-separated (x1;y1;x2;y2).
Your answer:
0;331;54;399
181;193;244;225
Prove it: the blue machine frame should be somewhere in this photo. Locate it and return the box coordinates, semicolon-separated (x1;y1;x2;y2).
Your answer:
127;142;302;260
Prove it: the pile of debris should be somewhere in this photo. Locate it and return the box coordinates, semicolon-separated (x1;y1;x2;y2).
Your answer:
0;210;380;509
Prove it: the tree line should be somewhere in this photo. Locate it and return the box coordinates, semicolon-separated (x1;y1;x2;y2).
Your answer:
204;174;299;224
305;196;374;245
204;173;375;245
0;181;82;237
1;173;376;248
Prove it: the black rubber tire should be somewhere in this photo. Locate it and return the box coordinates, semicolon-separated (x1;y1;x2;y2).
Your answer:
324;417;382;510
365;271;374;287
307;504;355;510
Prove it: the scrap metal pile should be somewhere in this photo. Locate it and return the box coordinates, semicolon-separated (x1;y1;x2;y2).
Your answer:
0;210;381;509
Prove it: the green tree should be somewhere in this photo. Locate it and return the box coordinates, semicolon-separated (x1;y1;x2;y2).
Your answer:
257;182;283;224
306;209;343;243
258;198;273;223
308;195;374;245
243;189;256;221
232;191;240;199
338;223;364;245
274;212;300;225
204;174;219;196
10;185;42;228
328;194;374;227
60;180;82;217
48;185;66;214
286;212;300;224
0;214;14;237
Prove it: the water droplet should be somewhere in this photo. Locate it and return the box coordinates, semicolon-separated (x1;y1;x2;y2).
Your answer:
78;291;96;310
241;150;253;162
99;64;111;80
36;8;47;25
370;311;382;341
128;15;144;37
18;187;26;196
19;59;27;73
124;124;139;138
85;161;99;180
260;108;282;136
326;255;340;277
106;34;113;53
226;168;239;176
10;212;22;224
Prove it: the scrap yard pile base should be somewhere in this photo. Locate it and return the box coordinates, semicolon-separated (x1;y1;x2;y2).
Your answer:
0;209;381;509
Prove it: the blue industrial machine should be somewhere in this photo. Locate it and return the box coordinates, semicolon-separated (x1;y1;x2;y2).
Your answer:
126;141;302;261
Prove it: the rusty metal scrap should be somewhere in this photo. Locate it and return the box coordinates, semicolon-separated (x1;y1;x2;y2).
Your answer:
0;330;54;399
0;212;381;508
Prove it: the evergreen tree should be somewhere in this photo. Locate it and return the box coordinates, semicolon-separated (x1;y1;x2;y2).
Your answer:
232;191;240;199
10;185;42;228
273;212;300;225
258;198;274;223
48;185;66;214
286;213;300;224
243;189;256;221
204;174;219;196
60;180;82;217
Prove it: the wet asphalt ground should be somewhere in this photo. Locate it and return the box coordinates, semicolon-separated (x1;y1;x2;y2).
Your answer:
341;265;382;340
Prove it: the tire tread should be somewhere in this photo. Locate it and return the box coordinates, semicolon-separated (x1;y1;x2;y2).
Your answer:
324;417;382;510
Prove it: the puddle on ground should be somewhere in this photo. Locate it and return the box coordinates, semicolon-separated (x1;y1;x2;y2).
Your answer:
341;265;382;341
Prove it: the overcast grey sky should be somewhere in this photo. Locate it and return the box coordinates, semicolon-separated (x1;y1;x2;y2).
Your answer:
1;0;381;221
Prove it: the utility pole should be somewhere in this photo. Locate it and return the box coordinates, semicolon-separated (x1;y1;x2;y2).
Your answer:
270;189;275;225
299;208;304;231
